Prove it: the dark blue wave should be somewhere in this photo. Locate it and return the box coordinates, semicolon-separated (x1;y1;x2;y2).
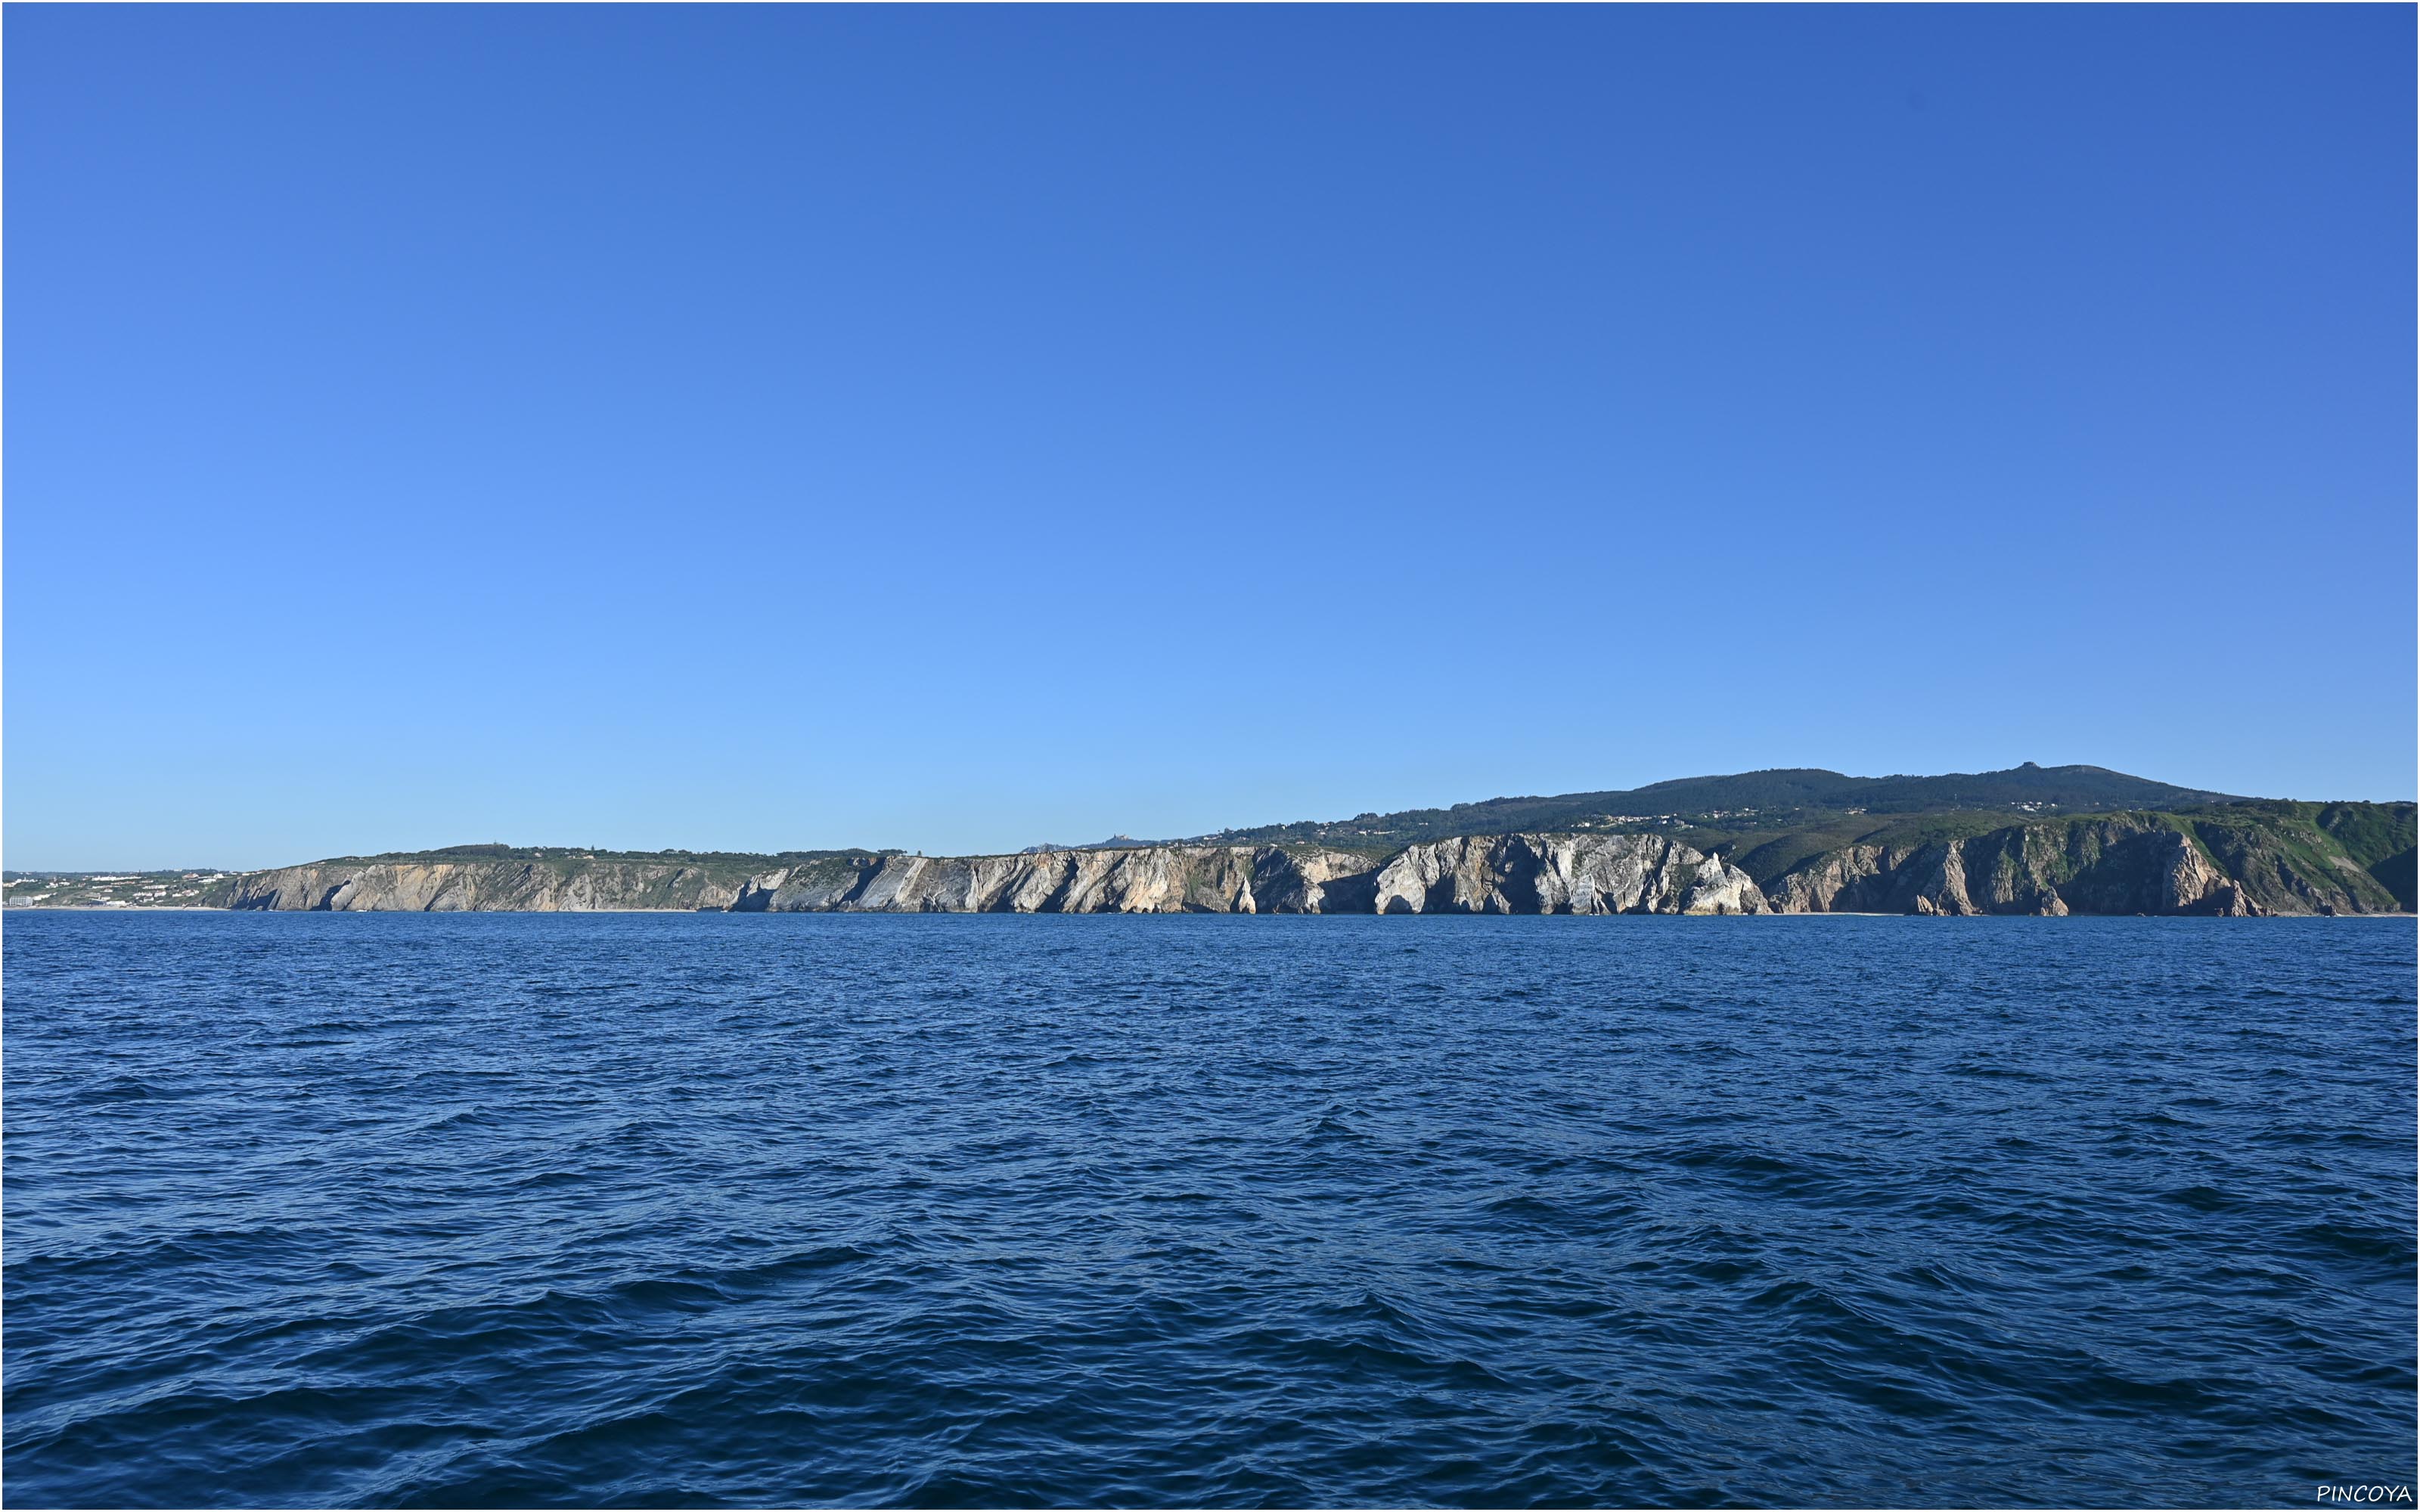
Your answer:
5;912;2412;1506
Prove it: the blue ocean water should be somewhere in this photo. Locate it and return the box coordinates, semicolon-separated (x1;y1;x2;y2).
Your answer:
4;912;2412;1508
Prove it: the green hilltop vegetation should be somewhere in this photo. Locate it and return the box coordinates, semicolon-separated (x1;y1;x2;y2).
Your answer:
1;869;244;909
1200;763;2238;849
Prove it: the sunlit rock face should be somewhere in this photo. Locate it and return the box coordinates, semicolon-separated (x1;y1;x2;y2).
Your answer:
1370;833;1768;916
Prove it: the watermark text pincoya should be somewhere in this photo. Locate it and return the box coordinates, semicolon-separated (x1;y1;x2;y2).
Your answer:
2318;1486;2413;1504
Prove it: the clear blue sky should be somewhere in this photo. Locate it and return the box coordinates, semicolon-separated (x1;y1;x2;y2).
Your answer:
8;5;2413;870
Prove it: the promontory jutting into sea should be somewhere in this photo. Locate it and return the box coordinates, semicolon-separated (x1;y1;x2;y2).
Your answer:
12;764;2410;916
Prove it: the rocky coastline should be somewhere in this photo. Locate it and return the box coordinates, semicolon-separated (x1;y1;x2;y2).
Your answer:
188;812;2405;917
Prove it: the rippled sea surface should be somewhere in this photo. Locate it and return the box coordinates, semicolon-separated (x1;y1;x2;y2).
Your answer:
5;912;2413;1507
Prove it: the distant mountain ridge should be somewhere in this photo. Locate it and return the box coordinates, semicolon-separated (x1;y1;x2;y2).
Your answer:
1198;763;2243;849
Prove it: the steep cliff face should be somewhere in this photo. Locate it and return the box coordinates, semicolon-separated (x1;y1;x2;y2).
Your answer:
1760;813;2392;916
2183;813;2406;916
213;838;1764;915
1370;834;1767;915
731;845;1385;914
199;804;2412;917
1249;847;1385;913
224;860;750;912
